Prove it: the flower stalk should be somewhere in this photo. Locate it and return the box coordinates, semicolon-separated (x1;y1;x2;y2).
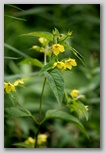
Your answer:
35;47;47;148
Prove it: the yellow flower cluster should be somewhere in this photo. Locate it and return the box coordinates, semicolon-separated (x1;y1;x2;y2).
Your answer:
4;78;25;94
24;134;48;145
70;89;80;99
53;58;77;70
51;44;65;56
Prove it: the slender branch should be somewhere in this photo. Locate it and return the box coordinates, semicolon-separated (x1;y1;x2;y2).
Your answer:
34;124;41;148
44;51;46;65
34;46;47;148
39;77;46;121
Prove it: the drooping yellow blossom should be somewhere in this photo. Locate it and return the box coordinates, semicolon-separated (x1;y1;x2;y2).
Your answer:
14;78;24;86
37;134;48;145
32;45;44;52
65;58;77;70
4;82;16;94
24;137;35;144
52;58;77;71
85;105;89;111
53;61;66;70
4;78;25;94
51;44;65;56
38;37;48;46
70;89;80;99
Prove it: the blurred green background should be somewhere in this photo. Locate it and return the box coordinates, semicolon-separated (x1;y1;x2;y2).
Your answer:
4;4;100;148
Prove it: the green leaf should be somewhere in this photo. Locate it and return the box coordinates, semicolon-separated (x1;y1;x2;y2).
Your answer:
4;43;29;58
39;61;54;76
4;107;32;117
13;142;33;148
4;72;39;81
46;109;89;139
21;32;53;41
4;15;26;21
6;4;25;12
73;101;89;121
44;69;64;106
4;56;22;60
61;41;86;67
18;57;43;68
8;94;16;106
14;7;49;16
52;27;60;36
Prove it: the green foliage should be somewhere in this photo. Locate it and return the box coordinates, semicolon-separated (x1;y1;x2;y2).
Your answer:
4;43;29;58
5;107;32;117
18;57;43;68
4;4;100;148
46;109;89;138
22;32;53;41
61;41;86;66
13;142;33;148
39;60;55;76
44;69;64;106
70;101;89;121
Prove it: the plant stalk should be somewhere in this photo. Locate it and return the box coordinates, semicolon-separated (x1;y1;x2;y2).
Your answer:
39;77;46;120
34;50;47;148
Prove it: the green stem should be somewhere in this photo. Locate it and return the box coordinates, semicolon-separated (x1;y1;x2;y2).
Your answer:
34;77;46;148
34;124;41;148
44;51;46;65
34;48;47;148
39;77;46;121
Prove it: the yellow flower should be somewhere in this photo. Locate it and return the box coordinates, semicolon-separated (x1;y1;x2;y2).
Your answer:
70;89;80;99
51;44;65;56
24;134;47;146
37;134;48;145
24;137;35;144
32;45;44;52
38;37;48;46
85;105;89;111
14;78;24;86
4;78;26;94
65;58;77;70
53;61;66;70
4;82;16;94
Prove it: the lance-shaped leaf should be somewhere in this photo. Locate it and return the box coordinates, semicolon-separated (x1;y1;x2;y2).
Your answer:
13;142;33;148
4;107;32;117
18;57;43;68
61;41;86;67
46;109;89;139
4;56;22;60
44;69;64;106
21;32;53;41
39;60;55;76
4;15;26;21
73;101;89;121
4;43;29;58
